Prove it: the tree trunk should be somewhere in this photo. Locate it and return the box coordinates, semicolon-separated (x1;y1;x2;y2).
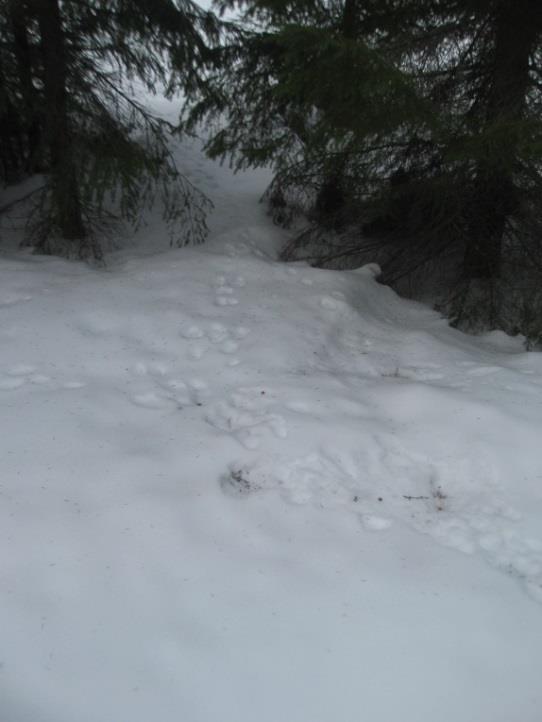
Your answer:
34;0;86;248
464;0;541;279
340;0;360;40
8;0;42;172
313;0;361;228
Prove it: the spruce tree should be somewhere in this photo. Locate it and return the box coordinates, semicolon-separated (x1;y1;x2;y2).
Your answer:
187;0;542;341
185;0;434;241
1;0;221;259
371;0;542;332
0;0;35;183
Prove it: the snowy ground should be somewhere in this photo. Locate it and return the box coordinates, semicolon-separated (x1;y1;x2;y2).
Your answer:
1;126;542;722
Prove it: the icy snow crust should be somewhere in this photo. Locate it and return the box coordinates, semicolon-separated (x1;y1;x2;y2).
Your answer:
1;135;542;722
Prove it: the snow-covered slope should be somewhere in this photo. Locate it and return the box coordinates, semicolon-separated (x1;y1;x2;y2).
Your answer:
1;133;542;722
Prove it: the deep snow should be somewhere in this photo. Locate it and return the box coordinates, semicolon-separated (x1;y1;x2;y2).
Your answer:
1;128;542;722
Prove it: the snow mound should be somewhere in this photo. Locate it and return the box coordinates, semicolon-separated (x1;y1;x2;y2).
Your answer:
2;129;542;722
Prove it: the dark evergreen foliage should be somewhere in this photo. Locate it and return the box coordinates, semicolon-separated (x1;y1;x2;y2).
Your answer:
0;0;221;259
186;0;542;342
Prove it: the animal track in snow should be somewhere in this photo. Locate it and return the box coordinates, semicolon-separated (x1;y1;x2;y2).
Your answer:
208;323;228;343
0;377;25;390
401;491;536;597
131;391;174;410
213;272;245;306
179;320;251;356
62;381;87;389
215;295;239;307
220;340;239;355
29;374;51;385
7;364;37;376
215;438;542;600
187;343;209;360
0;292;32;307
233;326;251;339
271;450;365;507
206;387;288;449
0;365;53;390
129;364;210;410
0;364;83;391
180;324;205;339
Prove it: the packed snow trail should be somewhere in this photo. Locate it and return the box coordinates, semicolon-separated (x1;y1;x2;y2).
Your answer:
1;132;542;722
